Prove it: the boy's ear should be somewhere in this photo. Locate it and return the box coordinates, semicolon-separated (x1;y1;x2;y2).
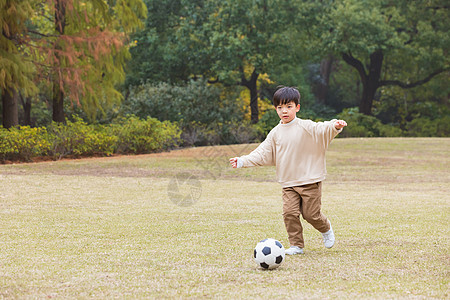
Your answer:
296;104;300;112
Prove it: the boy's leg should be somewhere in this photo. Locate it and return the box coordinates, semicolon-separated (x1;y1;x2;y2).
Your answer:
295;182;330;233
282;187;304;248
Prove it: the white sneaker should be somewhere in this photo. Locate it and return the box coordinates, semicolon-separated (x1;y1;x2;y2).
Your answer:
322;221;335;248
285;246;304;255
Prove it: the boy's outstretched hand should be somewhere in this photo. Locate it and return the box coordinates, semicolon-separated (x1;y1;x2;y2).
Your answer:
335;120;347;130
229;157;239;168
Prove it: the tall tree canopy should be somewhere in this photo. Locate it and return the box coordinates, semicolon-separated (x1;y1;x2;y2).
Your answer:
0;0;38;128
127;0;303;123
201;0;302;123
35;0;147;122
305;0;449;115
1;0;147;126
126;0;207;86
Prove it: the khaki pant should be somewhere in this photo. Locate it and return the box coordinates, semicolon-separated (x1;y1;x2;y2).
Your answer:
282;182;330;248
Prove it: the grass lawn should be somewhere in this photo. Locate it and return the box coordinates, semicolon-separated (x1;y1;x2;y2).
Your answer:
0;138;448;298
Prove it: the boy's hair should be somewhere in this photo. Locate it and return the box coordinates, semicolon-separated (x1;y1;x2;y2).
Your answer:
273;86;301;107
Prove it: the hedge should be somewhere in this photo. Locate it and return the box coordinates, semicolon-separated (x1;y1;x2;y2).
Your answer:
0;115;181;162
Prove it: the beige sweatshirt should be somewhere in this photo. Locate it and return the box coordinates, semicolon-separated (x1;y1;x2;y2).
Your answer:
239;117;342;188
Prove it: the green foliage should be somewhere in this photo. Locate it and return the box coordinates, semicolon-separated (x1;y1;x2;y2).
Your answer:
303;0;449;114
124;80;238;124
110;115;181;154
0;0;37;96
0;126;51;162
28;0;148;122
373;80;450;137
126;0;199;86
374;75;450;127
203;0;299;83
338;108;403;137
216;121;262;145
2;0;449;140
405;116;450;137
122;80;251;146
0;115;180;162
268;64;321;113
47;117;117;158
321;61;360;111
339;106;449;138
299;102;338;123
125;0;306;108
178;121;220;146
255;109;279;136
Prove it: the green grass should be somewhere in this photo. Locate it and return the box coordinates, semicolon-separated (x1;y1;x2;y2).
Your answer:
0;138;449;298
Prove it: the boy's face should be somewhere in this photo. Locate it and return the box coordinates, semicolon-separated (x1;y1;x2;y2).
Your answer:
276;102;300;124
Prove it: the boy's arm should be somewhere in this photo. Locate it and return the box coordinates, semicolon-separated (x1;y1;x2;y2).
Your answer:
306;119;347;148
229;130;275;169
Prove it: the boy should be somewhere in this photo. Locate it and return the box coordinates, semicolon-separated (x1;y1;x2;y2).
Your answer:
229;87;347;255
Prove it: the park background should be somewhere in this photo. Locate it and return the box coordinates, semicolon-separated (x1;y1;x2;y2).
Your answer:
0;0;449;159
1;1;449;298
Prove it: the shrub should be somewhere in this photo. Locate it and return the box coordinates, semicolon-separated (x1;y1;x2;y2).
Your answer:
179;121;221;147
338;108;403;137
405;116;450;137
217;121;262;145
122;80;246;146
0;126;51;162
110;115;181;154
47;116;117;159
177;120;262;147
123;80;241;125
0;115;181;163
256;109;279;136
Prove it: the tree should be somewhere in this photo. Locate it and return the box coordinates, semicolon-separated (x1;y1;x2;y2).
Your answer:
306;0;449;115
201;0;301;123
127;0;303;123
126;0;222;90
30;0;147;122
0;0;37;128
126;0;194;87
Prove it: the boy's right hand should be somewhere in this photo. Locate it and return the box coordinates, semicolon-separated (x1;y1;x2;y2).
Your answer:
335;119;347;130
229;157;240;168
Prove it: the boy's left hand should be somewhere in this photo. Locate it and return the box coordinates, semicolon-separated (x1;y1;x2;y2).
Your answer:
335;120;347;130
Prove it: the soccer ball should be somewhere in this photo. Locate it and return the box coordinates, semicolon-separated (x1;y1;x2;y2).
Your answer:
253;238;285;270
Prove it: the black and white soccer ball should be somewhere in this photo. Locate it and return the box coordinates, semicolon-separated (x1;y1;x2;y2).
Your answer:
253;238;285;270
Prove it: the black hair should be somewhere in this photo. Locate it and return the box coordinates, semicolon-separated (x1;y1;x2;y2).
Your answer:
272;86;301;107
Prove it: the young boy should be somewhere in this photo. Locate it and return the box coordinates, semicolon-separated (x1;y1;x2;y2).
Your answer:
229;87;347;255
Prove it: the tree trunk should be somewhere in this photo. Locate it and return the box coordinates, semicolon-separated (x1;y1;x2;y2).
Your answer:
241;69;260;124
53;82;65;123
342;50;383;115
249;77;259;124
20;94;32;126
360;50;383;115
343;49;447;115
2;88;19;128
359;81;377;115
315;55;334;104
52;0;66;123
